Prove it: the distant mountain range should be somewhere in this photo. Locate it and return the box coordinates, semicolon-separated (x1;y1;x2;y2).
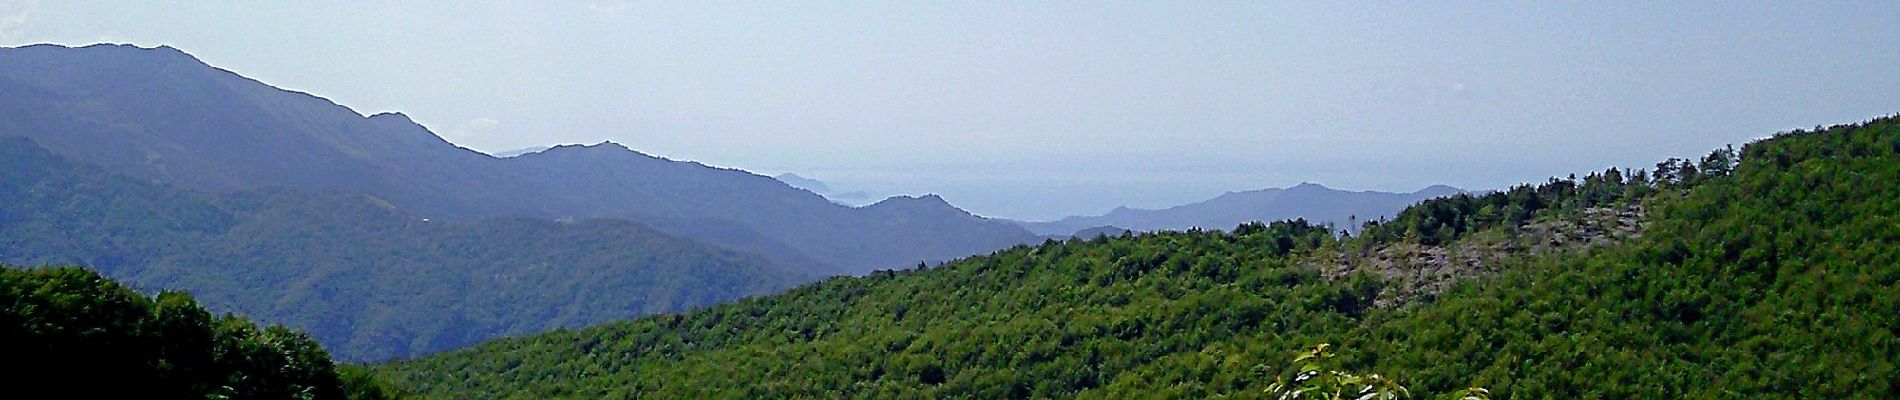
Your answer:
376;116;1900;398
0;136;810;361
490;145;553;158
775;172;875;204
0;43;1037;275
1014;183;1462;236
774;173;831;193
0;43;1470;363
0;42;1054;360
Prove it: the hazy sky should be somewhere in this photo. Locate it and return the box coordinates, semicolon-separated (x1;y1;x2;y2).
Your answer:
5;2;1897;220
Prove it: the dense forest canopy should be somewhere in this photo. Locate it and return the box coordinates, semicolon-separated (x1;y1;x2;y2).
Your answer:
1;266;404;399
377;116;1898;398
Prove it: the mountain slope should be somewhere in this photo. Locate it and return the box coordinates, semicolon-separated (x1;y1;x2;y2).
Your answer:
0;43;518;218
1016;183;1461;236
491;145;554;158
774;173;831;193
377;116;1899;398
501;143;1035;273
0;43;1037;275
0;136;810;361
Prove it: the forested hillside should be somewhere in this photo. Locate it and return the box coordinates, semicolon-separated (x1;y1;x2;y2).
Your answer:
378;116;1898;398
1;266;403;399
0;136;810;361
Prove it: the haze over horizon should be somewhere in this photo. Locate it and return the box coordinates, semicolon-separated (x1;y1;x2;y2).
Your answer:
4;2;1895;220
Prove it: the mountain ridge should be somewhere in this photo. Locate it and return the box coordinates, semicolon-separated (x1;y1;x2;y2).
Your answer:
0;43;1038;275
1015;182;1462;235
0;135;811;361
376;115;1900;398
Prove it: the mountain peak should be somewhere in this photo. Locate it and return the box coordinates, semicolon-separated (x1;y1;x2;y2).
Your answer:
147;44;191;57
367;111;412;121
876;193;947;205
22;42;181;54
1286;182;1333;193
3;43;210;83
865;194;988;221
589;141;632;151
537;141;655;158
88;43;203;65
366;112;419;127
1415;184;1464;196
867;194;960;211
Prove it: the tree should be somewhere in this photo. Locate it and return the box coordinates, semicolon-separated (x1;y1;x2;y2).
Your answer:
0;266;399;399
1264;343;1490;400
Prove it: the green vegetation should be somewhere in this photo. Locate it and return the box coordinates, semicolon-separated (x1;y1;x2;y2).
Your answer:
1259;343;1492;400
0;137;811;361
381;219;1364;399
1263;343;1411;400
1358;161;1658;247
1;265;403;399
1340;119;1898;397
378;116;1899;398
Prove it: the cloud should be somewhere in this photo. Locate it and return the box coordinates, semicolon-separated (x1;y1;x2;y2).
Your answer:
0;0;39;44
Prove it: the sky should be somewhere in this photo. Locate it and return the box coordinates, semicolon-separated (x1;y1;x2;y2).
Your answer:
4;2;1897;220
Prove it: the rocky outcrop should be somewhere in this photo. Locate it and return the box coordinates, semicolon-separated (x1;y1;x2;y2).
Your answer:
1320;204;1645;307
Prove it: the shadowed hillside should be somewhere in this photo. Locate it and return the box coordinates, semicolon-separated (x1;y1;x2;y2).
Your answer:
0;43;1038;275
0;136;810;361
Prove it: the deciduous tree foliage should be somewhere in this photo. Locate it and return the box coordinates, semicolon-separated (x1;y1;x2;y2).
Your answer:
1346;118;1898;397
1;266;404;399
377;116;1899;398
